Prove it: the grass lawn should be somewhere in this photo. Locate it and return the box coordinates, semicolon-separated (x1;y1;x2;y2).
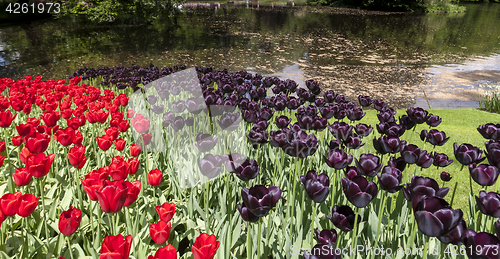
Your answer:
358;108;500;217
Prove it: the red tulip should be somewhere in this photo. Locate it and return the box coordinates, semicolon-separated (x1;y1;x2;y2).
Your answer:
18;147;32;164
68;145;87;169
0;141;4;153
26;117;41;127
105;127;119;142
127;158;140;175
97;135;113;151
124;180;141;207
12;136;23;146
40;111;61;128
126;110;135;118
131;114;150;134
147;244;177;259
0;155;4;167
0;207;5;228
0;110;17;128
148;169;163;186
16;124;34;137
0;192;21;216
81;176;104;201
99;234;132;259
192;233;220;259
25;133;50;154
26;153;55;178
58;206;82;236
141;133;152;146
130;144;141;157
13;167;32;186
86;109;109;124
94;180;128;214
109;156;130;180
115;139;126;151
149;220;172;244
61;109;73;119
117;120;129;132
17;193;39;217
38;124;59;135
55;127;75;147
156;202;175;223
74;130;83;146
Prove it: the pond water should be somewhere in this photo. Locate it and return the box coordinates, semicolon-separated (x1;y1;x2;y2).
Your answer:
1;3;500;109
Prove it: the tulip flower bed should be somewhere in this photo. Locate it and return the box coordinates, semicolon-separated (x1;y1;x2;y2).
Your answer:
1;64;500;259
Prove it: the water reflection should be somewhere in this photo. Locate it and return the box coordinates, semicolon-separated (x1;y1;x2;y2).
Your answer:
0;3;499;108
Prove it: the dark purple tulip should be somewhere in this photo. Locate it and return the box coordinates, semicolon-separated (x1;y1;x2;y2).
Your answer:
147;95;158;105
313;117;328;131
151;104;164;114
324;149;353;170
440;172;452;182
316;229;337;245
377;111;396;123
247;126;269;147
270;130;290;148
328;140;340;150
407;107;430;124
433;152;453;167
253;118;269;130
486;140;500;169
416;152;434;169
230;159;260;181
465;232;500;259
334;94;345;103
171;116;185;131
218;112;241;131
358;95;373;107
239;98;250;110
426;114;442;127
333;109;346;120
403;176;449;207
287;97;302;110
345;134;364;149
373;100;386;111
296;114;315;130
347;108;365;121
345;166;360;179
242;109;257;123
283;130;318;158
172;100;186;113
275;116;291;129
355;154;382;177
377;122;406;137
475;191;500;218
326;205;360;232
324;91;336;103
274;98;287;111
438;219;467;245
342;175;378;208
300;170;330;203
320;106;334;119
425;129;450;146
223;153;247;172
290;123;302;133
354;123;373;137
478;123;500;140
399;115;415;130
328;121;353;142
414;196;463;237
186;97;204;114
388;156;407;172
315;98;326;107
454;143;485;166
373;135;405;155
259;107;274;121
197;154;222;178
241;185;281;217
400;144;426;164
469;163;500;187
305;80;322;95
237;203;259;222
378;166;403;193
195;133;218;153
420;129;428;142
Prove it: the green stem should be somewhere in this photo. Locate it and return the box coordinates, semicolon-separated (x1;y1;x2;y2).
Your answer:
311;204;317;244
39;178;50;249
257;218;262;257
108;213;114;235
422;235;430;259
247;222;252;259
352;207;360;250
66;236;74;259
375;191;388;246
205;181;210;233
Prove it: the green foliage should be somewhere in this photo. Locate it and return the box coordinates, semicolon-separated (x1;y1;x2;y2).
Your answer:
478;83;500;113
306;0;466;12
56;0;184;23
